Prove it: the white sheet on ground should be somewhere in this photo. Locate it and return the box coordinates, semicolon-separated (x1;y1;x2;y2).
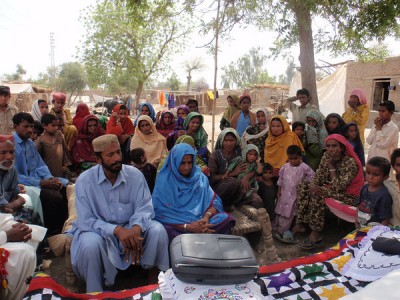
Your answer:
341;268;400;300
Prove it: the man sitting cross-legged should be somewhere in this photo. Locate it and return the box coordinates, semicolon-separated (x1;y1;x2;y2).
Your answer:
70;134;169;292
0;213;46;300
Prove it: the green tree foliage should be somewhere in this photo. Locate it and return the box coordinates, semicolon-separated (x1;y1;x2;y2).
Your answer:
221;47;274;89
275;56;296;85
3;64;27;81
168;72;181;91
80;0;191;107
34;72;50;86
58;62;88;106
32;67;57;88
186;0;400;107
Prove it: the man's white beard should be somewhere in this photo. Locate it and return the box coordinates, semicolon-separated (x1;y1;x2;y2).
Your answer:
0;160;14;170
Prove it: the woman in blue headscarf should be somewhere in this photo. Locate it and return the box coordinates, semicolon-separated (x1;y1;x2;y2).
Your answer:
152;143;235;242
133;102;156;132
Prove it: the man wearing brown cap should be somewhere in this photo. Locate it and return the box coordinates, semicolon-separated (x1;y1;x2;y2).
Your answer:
70;134;169;292
50;92;77;147
0;86;18;135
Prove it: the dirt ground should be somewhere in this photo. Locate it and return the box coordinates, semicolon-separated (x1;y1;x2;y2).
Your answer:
45;214;355;293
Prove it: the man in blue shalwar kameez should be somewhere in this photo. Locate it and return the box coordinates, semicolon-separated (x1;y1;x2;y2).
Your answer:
70;134;169;292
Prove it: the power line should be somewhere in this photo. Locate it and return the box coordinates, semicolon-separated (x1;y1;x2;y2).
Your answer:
49;32;56;86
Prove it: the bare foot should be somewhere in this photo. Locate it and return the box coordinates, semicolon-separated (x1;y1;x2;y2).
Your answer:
308;230;323;243
291;223;306;235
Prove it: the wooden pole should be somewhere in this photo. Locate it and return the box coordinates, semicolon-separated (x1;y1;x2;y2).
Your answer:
211;0;221;149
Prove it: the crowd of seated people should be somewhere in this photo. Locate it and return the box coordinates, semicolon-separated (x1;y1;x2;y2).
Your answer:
1;85;400;296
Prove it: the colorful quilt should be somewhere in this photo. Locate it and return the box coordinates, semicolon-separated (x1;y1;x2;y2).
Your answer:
255;228;370;299
24;228;377;300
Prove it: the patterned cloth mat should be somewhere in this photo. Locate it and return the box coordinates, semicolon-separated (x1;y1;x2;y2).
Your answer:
255;228;370;299
24;229;372;299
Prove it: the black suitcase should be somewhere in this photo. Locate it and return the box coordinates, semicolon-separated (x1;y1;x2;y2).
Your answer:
170;234;259;285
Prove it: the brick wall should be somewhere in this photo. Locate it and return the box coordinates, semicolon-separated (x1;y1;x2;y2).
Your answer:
346;57;400;127
10;93;49;113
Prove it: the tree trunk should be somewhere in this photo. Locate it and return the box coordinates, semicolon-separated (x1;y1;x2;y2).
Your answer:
186;72;192;91
135;81;144;115
211;0;221;149
291;1;319;107
67;93;73;108
69;93;80;107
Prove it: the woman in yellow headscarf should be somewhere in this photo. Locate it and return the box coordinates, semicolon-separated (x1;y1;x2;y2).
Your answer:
264;115;304;171
219;95;240;130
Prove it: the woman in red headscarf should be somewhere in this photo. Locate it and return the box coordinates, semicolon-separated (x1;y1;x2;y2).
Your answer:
342;88;369;144
156;110;175;137
290;134;364;249
106;104;134;163
72;103;91;131
70;115;104;171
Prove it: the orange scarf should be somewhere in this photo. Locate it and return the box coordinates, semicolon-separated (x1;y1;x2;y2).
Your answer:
264;115;304;169
130;115;168;164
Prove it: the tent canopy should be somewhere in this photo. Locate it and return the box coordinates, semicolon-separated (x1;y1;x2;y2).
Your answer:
289;64;348;116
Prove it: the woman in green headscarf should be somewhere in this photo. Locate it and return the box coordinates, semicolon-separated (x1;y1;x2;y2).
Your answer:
157;135;209;175
220;95;241;130
305;109;328;170
209;128;255;210
183;112;209;163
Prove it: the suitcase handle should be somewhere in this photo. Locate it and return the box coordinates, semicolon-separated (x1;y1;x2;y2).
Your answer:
175;263;259;268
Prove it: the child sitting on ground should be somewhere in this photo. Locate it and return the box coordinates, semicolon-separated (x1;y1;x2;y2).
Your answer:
224;144;263;209
36;113;71;178
257;163;278;220
274;145;315;243
356;157;393;228
130;147;157;194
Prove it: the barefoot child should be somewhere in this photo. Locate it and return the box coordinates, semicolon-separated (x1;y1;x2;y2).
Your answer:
36;113;71;178
274;145;314;243
356;157;392;228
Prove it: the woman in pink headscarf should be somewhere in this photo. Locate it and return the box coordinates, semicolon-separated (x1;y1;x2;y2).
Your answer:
342;88;369;144
290;134;364;249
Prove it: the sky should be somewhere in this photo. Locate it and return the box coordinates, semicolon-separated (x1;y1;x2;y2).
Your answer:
1;0;399;89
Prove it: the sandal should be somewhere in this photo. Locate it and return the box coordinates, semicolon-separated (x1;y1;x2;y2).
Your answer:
274;231;299;244
299;238;324;250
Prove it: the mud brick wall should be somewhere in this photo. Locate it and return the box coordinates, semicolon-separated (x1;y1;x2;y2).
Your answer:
346;57;400;128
